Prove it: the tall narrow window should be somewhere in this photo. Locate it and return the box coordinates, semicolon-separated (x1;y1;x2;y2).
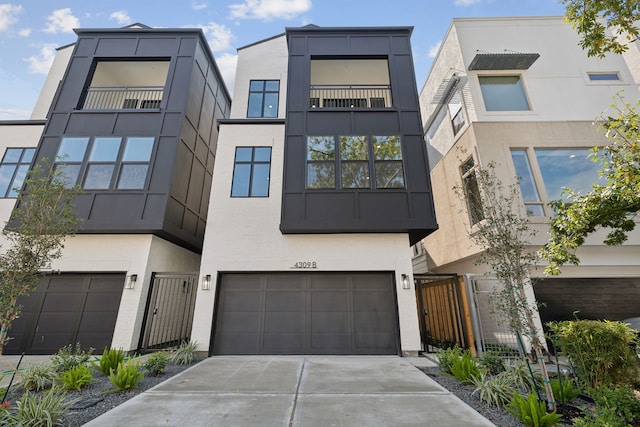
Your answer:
84;137;120;189
231;147;272;197
0;148;36;198
54;137;90;188
307;136;336;189
340;136;369;188
373;136;405;188
460;157;484;225
117;137;154;189
511;149;544;216
479;76;529;111
247;80;279;118
448;89;465;135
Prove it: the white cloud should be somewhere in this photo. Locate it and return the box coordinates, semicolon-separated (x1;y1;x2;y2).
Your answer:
229;0;312;20
44;8;80;34
428;41;442;58
109;10;132;25
18;28;31;37
0;108;31;120
214;52;238;95
0;4;23;32
201;22;234;52
192;2;208;10
454;0;481;5
25;44;57;75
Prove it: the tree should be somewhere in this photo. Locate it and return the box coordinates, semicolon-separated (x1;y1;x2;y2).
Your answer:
0;160;81;354
562;0;640;57
455;162;556;410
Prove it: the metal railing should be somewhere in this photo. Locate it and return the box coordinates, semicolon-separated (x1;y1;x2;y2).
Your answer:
309;84;392;109
81;86;164;110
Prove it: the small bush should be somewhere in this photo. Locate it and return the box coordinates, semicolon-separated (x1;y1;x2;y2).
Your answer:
50;343;94;373
547;319;639;390
506;392;562;427
435;346;463;375
20;364;56;392
479;350;506;375
93;347;125;376
171;341;198;366
549;375;580;404
450;351;483;384
471;371;516;407
143;352;169;376
502;360;540;394
108;360;144;392
57;364;93;391
1;386;74;426
590;384;640;425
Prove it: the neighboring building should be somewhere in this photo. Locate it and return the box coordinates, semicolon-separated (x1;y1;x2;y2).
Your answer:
3;24;231;354
190;25;437;356
415;16;640;352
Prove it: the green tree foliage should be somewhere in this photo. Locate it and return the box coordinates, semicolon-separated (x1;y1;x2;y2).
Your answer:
0;161;81;354
540;97;640;275
562;0;640;57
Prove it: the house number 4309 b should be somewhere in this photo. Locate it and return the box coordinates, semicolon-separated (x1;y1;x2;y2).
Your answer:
292;261;317;269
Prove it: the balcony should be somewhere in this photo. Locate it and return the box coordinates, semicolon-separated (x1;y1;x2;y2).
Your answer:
81;86;164;110
309;84;392;109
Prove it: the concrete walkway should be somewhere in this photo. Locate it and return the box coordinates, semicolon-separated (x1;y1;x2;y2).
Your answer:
85;356;495;427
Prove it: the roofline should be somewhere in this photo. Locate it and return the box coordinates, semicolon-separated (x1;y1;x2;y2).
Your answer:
451;15;564;24
0;120;47;126
238;32;286;51
285;25;414;36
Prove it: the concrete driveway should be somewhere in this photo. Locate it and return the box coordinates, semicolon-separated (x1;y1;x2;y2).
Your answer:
85;356;495;426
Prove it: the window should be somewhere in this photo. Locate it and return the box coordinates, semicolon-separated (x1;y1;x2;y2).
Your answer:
511;149;544;216
448;89;465;135
587;72;619;81
307;136;336;189
54;136;154;190
0;148;35;198
247;80;279;118
373;136;404;188
479;76;529;111
231;147;272;197
460;157;484;225
340;136;369;188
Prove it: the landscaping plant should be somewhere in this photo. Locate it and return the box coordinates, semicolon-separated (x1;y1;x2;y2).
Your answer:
506;392;562;427
171;340;198;366
19;364;56;392
51;343;94;373
435;346;463;375
0;386;74;426
470;371;516;408
549;376;581;404
479;350;506;375
93;347;125;376
108;359;144;392
547;319;639;390
449;350;483;384
57;364;93;391
502;360;541;394
143;351;170;376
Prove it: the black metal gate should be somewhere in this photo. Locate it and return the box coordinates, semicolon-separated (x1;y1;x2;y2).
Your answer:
139;273;197;350
414;274;474;354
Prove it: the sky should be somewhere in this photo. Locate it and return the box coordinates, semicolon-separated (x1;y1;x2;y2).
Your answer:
0;0;568;120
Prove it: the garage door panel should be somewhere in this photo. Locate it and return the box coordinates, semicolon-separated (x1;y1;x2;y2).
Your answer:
83;291;122;311
265;312;304;332
265;291;303;311
88;277;125;291
221;291;262;311
309;275;348;289
265;275;302;290
311;292;348;311
353;291;395;311
351;275;389;289
215;332;259;354
263;333;303;353
41;293;84;311
46;277;85;291
354;312;395;332
78;311;119;333
76;332;115;351
30;333;73;352
218;311;260;332
35;312;78;333
311;311;348;332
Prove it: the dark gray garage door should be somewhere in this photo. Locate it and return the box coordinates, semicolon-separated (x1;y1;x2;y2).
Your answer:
212;272;399;355
5;274;125;355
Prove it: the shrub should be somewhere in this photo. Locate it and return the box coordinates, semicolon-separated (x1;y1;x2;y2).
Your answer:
108;360;144;392
143;351;169;376
20;364;56;392
1;386;74;426
435;346;463;375
479;350;506;375
50;343;94;373
93;347;125;376
57;364;93;391
506;392;562;427
171;341;198;365
449;351;483;384
590;384;640;425
547;319;639;389
503;360;541;394
549;375;580;404
470;371;516;407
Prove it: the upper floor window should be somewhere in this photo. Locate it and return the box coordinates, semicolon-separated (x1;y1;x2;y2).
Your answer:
479;75;529;111
231;147;272;197
0;148;35;198
511;148;602;216
460;157;484;225
54;136;154;190
247;80;279;118
306;135;405;190
448;89;466;135
587;72;620;81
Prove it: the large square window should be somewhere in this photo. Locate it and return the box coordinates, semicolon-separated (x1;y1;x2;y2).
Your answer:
479;76;530;111
0;147;36;198
231;147;272;197
247;80;279;118
535;149;601;200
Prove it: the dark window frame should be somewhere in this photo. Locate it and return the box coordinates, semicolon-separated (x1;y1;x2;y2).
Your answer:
230;146;272;197
460;157;484;225
0;147;36;198
247;80;280;118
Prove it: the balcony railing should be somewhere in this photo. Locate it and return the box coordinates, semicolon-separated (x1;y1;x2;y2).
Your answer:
309;84;392;109
81;86;164;110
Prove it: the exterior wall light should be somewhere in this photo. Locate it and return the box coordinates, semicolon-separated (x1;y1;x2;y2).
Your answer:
125;274;137;289
202;274;212;290
401;273;411;290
